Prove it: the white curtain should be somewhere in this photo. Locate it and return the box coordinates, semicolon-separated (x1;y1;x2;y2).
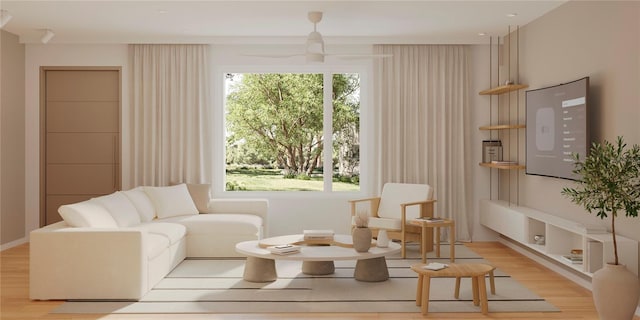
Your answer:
373;45;473;241
130;44;213;186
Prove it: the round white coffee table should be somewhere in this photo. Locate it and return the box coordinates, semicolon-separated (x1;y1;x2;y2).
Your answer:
235;234;400;283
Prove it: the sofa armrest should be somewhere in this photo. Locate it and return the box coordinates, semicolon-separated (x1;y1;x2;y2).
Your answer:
30;222;148;300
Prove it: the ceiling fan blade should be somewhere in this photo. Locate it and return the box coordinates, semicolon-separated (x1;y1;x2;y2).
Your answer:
326;53;393;60
240;53;305;58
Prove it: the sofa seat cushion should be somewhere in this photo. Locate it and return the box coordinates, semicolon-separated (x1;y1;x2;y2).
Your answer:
134;222;186;245
147;233;170;259
158;214;262;236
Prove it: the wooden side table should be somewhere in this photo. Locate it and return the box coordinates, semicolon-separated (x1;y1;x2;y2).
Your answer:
410;263;496;315
409;218;455;263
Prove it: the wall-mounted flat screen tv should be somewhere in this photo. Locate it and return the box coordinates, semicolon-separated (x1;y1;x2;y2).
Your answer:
525;77;589;180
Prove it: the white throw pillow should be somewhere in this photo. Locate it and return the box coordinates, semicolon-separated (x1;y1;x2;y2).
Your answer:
122;187;156;222
144;184;199;219
92;192;141;227
58;200;118;228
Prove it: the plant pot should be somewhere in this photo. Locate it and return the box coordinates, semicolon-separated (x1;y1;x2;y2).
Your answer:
352;227;372;252
592;263;640;320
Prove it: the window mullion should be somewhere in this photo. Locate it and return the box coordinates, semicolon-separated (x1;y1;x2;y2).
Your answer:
323;72;333;192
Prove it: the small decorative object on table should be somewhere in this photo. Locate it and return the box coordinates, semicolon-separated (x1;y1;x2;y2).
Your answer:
376;229;390;248
267;244;301;255
352;210;372;252
423;262;448;271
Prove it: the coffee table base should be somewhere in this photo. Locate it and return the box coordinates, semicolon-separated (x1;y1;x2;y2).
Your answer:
354;257;389;282
243;256;277;282
302;261;335;275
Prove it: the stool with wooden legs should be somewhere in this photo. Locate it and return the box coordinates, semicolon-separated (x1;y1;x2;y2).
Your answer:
410;263;496;315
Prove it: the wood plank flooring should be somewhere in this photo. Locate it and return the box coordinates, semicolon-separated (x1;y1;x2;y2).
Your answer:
2;241;638;320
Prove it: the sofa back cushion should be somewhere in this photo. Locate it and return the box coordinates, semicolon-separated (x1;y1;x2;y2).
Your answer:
185;183;211;213
122;187;156;222
58;200;119;228
92;192;141;227
144;184;199;219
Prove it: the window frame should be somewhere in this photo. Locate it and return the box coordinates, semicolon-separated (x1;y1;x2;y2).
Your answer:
215;65;370;197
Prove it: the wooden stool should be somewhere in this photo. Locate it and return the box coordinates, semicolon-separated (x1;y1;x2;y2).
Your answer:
409;218;455;263
410;263;496;315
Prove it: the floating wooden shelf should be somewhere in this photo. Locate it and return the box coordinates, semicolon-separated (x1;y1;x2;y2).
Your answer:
479;84;529;95
479;124;526;130
479;162;526;170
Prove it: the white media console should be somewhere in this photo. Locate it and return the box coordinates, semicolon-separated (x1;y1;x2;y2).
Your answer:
480;199;638;277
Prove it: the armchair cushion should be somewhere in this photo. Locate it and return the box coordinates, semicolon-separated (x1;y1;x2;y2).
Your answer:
377;183;433;220
367;217;402;230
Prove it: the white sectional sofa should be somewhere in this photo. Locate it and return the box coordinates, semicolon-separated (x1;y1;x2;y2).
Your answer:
29;183;268;301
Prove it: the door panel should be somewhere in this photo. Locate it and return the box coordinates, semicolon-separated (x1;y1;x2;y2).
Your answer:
46;164;116;195
47;133;116;164
46;102;118;132
46;70;119;101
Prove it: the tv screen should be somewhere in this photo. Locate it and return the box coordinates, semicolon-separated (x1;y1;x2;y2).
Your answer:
525;77;589;180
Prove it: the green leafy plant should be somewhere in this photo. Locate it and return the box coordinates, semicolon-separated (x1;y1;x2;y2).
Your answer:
561;136;640;265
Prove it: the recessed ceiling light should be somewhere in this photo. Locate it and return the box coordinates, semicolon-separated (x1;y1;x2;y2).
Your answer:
158;9;168;14
478;32;487;36
507;13;518;17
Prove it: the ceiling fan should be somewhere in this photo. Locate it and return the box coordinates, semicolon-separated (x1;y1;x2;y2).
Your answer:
245;11;391;63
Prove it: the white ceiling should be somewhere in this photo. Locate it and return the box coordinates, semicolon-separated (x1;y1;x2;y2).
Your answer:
1;1;566;45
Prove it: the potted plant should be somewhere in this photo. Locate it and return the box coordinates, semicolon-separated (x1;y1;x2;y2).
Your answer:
561;136;640;320
352;210;372;252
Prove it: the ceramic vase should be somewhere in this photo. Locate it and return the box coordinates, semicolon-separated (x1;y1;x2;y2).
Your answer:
376;229;389;248
591;264;640;320
352;227;372;252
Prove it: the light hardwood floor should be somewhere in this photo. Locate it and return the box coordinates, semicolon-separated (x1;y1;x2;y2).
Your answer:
2;241;639;320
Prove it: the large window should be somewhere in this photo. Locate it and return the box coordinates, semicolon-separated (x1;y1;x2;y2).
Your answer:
224;72;360;192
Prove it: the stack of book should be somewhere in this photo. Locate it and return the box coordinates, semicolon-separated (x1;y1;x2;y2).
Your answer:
423;262;448;270
416;217;445;222
490;160;518;165
267;244;301;255
303;229;334;241
562;249;583;264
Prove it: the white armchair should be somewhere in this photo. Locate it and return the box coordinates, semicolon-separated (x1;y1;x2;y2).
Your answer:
349;183;435;258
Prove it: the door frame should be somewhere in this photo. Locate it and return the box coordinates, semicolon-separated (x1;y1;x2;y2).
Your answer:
39;66;122;227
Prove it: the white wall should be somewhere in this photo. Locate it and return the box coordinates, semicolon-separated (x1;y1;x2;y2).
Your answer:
516;2;640;249
468;44;500;241
24;44;130;234
1;30;26;247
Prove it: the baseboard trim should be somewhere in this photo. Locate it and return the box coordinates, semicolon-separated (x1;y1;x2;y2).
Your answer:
1;237;27;251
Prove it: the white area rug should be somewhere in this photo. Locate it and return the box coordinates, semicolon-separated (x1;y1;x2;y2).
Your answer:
53;244;559;314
